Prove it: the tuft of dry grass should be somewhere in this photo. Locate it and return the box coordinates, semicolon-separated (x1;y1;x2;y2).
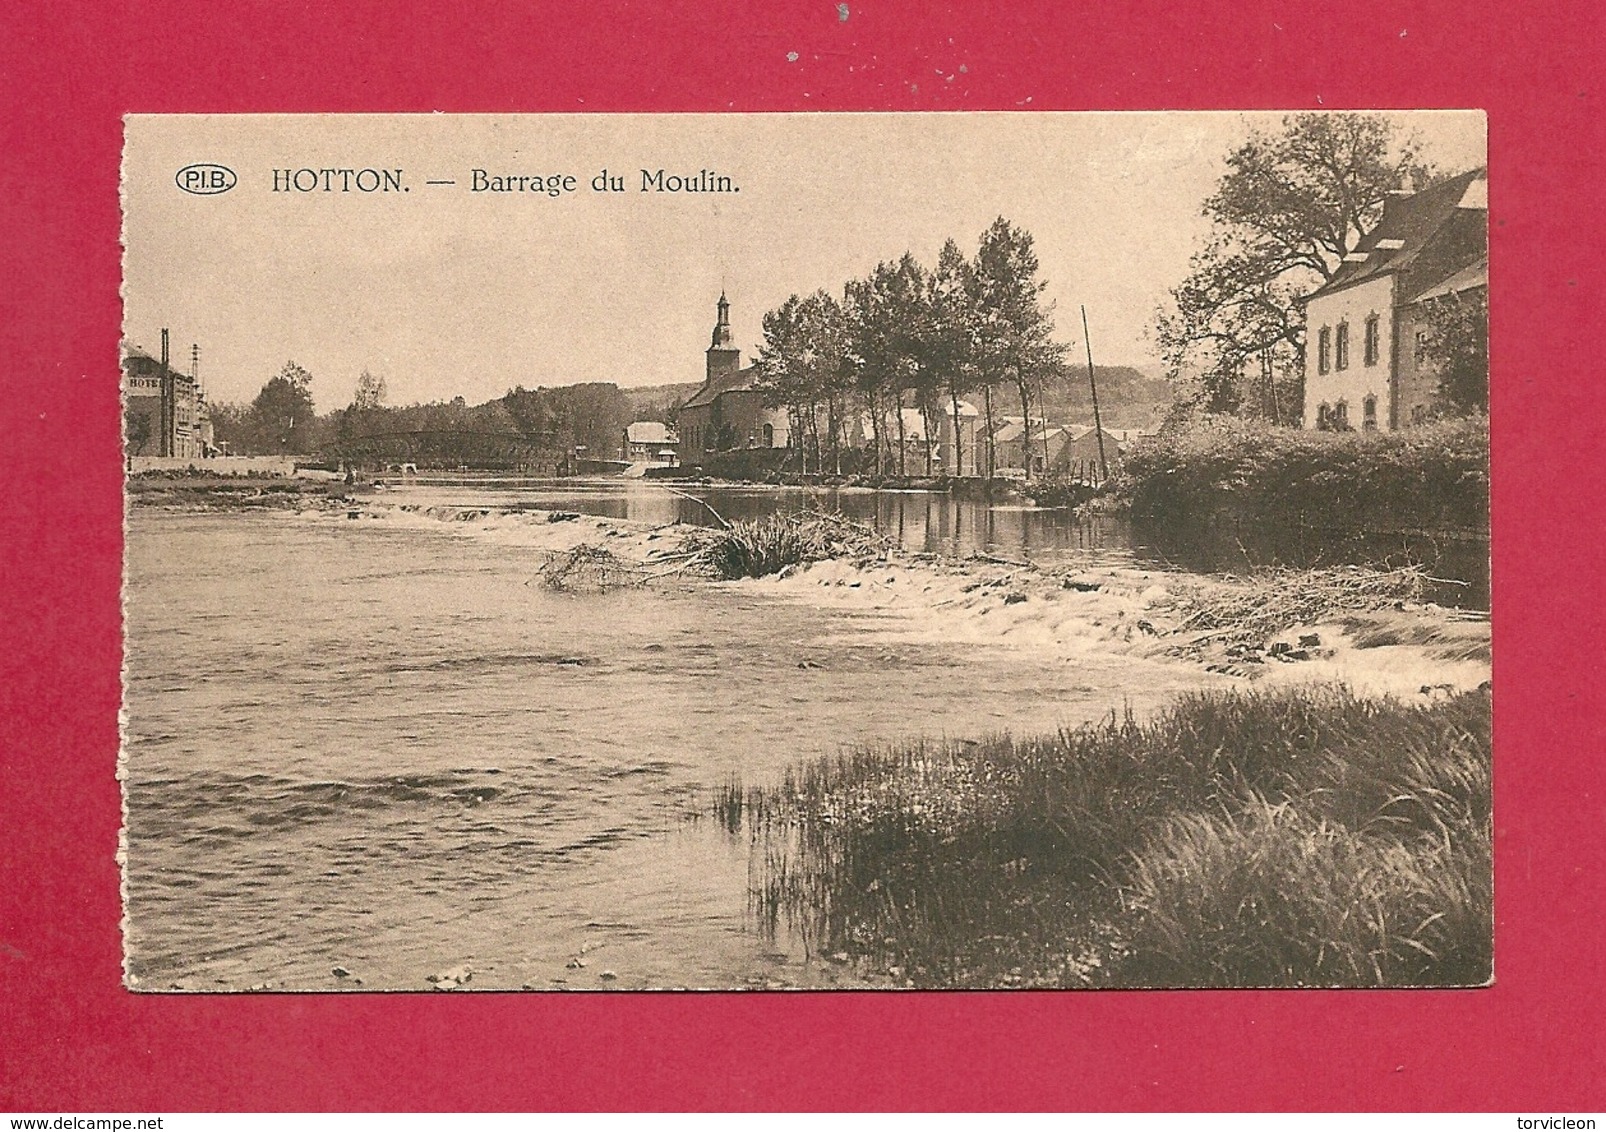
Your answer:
1154;564;1430;651
683;511;891;580
537;544;647;592
1118;799;1491;987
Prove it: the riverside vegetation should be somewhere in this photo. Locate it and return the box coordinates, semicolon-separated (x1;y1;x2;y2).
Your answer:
1111;416;1489;535
717;684;1491;989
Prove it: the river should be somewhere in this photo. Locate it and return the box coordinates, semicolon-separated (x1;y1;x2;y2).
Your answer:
122;486;1226;991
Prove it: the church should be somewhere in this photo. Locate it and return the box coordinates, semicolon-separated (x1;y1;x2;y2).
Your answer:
675;293;790;459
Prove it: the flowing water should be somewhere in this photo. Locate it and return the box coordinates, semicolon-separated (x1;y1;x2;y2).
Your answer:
123;488;1222;991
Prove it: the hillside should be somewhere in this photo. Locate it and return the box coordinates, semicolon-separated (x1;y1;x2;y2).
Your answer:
1037;364;1173;429
625;382;702;423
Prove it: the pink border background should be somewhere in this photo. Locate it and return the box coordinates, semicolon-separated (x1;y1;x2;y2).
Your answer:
2;0;1601;1111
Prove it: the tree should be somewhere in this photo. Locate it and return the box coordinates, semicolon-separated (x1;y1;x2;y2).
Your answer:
847;255;933;477
753;290;851;475
206;401;253;453
1157;114;1435;419
336;369;390;444
124;408;152;456
929;238;979;477
973;218;1066;479
1418;289;1489;416
846;265;900;475
353;369;387;411
251;361;318;453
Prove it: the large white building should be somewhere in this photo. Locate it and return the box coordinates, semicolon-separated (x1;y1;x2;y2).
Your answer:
1302;168;1487;431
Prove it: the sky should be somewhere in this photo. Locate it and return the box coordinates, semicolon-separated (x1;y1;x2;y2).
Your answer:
123;112;1485;411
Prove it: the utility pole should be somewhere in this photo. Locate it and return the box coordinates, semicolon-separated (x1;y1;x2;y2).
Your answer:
159;328;172;458
1081;306;1109;482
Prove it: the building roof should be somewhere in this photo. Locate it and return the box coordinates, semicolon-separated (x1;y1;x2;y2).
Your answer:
625;421;678;445
122;350;196;383
1407;255;1488;303
681;364;759;410
1307;168;1487;302
1063;424;1122;442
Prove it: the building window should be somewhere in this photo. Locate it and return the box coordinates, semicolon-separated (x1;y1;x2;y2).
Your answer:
1317;403;1332;431
1332;400;1350;430
1362;395;1378;432
1335;321;1350;370
1318;326;1332;375
1415;328;1431;365
1364;314;1381;366
762;423;775;447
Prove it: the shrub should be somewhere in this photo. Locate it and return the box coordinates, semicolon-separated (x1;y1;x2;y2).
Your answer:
1114;416;1489;534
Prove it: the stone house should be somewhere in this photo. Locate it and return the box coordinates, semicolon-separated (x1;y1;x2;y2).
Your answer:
1302;168;1488;431
622;421;679;465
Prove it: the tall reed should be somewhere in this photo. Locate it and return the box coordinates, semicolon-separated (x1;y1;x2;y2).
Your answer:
719;684;1492;988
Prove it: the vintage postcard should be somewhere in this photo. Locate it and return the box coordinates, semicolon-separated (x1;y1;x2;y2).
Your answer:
120;111;1490;992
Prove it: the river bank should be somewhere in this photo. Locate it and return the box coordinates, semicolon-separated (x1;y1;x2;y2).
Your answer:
717;683;1492;988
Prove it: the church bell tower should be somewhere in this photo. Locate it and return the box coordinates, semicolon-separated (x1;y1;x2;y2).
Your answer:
706;291;741;383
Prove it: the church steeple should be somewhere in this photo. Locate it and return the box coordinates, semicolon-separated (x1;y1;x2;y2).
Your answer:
710;291;734;349
705;291;741;384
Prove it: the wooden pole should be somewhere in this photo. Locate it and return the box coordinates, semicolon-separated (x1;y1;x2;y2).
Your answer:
1081;306;1109;482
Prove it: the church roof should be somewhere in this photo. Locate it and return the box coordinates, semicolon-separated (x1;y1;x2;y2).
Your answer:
681;364;759;409
1307;167;1487;301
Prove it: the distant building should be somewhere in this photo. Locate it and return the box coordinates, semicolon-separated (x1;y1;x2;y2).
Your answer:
987;417;1062;478
1302;168;1488;431
1048;424;1123;482
676;293;790;459
874;402;982;475
123;331;213;458
622;421;680;466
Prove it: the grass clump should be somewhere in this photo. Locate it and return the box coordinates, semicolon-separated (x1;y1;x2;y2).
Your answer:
1119;800;1491;987
718;683;1491;988
685;511;890;579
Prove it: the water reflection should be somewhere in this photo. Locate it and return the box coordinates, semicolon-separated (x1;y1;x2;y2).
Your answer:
399;479;1137;567
389;478;1489;608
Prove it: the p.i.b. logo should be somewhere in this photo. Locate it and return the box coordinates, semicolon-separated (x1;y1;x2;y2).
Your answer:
175;163;237;195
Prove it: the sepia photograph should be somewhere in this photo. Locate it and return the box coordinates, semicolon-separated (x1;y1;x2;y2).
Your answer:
120;110;1491;992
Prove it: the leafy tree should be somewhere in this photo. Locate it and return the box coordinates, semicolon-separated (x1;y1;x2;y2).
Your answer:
1418;289;1489;416
205;401;253;453
754;290;851;474
846;256;932;477
251;361;318;453
1157;114;1434;419
336;369;390;443
353;369;387;411
973;217;1066;479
